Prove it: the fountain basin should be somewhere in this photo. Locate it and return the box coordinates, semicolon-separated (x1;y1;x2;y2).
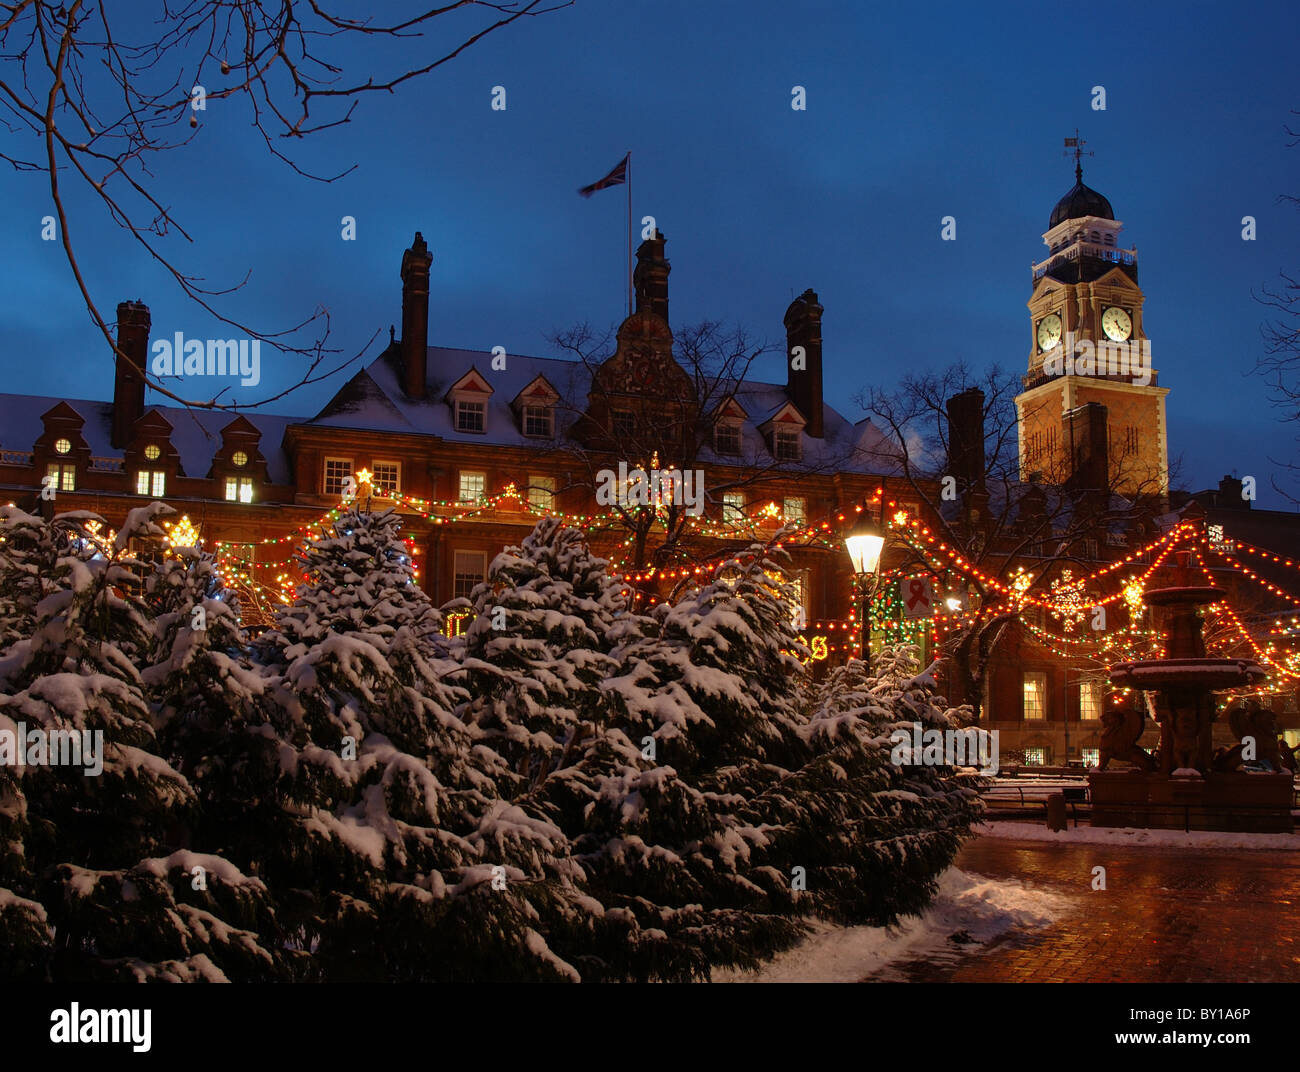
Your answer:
1109;658;1265;690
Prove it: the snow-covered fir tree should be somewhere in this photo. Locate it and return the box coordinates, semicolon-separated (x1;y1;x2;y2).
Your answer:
583;536;814;980
782;644;984;927
253;507;603;980
0;504;279;981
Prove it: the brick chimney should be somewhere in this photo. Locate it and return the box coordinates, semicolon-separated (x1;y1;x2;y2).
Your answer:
112;300;151;449
1065;401;1109;491
784;289;824;438
946;388;986;493
633;230;670;322
399;231;433;400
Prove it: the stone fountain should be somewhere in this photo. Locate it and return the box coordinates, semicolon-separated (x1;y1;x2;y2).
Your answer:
1089;552;1294;832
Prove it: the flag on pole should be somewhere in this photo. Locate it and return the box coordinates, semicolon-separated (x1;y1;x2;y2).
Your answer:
578;153;629;197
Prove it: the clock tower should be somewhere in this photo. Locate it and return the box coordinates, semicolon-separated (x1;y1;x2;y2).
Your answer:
1016;140;1170;499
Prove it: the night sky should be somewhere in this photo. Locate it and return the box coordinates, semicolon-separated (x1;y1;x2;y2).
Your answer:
3;0;1297;502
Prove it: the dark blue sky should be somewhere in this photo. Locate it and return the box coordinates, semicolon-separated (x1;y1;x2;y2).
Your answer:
4;0;1298;501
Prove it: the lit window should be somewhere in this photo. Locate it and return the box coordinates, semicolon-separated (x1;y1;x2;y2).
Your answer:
232;450;248;468
1081;747;1101;767
783;496;806;523
714;423;741;455
773;428;801;461
372;461;401;497
788;573;808;630
1023;672;1047;720
323;457;353;496
54;437;72;455
1079;680;1103;720
1022;747;1047;766
611;410;636;439
722;492;746;524
528;475;555;512
46;462;75;492
456;400;486;433
136;470;166;496
458;471;486;503
224;476;254;503
522;406;553;438
144;444;161;461
453;551;486;599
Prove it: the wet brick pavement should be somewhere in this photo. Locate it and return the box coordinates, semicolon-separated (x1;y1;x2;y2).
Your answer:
869;832;1300;983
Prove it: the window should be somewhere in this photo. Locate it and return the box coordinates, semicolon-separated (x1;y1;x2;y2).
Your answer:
458;470;486;503
46;462;75;492
522;405;553;438
1079;679;1103;721
714;423;741;455
528;475;555;512
611;409;636;439
453;551;486;599
1023;672;1047;720
1081;747;1101;768
773;427;801;461
783;496;806;523
1022;747;1048;766
231;450;248;468
54;437;72;455
456;399;486;433
323;457;353;496
372;461;401;497
144;444;161;461
722;492;746;524
136;470;166;496
224;476;254;503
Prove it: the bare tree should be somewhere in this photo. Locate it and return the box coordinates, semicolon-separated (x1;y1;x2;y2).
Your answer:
543;319;857;588
856;361;1173;716
1;0;566;411
1253;109;1300;502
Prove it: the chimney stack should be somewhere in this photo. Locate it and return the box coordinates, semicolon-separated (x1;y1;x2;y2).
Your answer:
399;231;433;400
784;289;824;438
946;388;986;493
633;230;670;322
112;300;151;449
1065;401;1109;491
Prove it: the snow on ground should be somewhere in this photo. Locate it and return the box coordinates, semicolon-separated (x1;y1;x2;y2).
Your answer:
975;820;1300;851
712;867;1070;983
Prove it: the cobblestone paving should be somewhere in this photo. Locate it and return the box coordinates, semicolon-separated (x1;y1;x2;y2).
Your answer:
870;833;1300;983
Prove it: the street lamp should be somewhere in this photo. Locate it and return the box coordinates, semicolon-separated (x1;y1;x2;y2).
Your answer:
845;515;885;660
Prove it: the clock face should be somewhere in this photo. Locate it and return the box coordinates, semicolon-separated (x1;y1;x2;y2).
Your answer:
1101;306;1133;342
1037;313;1063;352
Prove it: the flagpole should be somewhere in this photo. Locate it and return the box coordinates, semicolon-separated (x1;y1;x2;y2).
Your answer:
626;151;632;317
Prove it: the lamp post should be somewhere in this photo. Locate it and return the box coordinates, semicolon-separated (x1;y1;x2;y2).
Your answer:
845;515;885;661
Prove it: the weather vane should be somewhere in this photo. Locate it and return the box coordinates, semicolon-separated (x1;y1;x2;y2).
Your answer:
1063;129;1093;181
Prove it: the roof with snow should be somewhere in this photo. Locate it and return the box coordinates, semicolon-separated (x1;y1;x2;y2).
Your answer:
306;344;898;474
0;394;297;484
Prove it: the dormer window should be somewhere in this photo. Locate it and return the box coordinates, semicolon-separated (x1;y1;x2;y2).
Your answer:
54;437;72;455
522;404;553;438
774;427;801;461
714;422;741;455
456;399;485;433
612;409;636;439
446;368;494;436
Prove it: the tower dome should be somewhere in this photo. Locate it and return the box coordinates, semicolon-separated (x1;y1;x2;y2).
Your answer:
1048;164;1114;228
